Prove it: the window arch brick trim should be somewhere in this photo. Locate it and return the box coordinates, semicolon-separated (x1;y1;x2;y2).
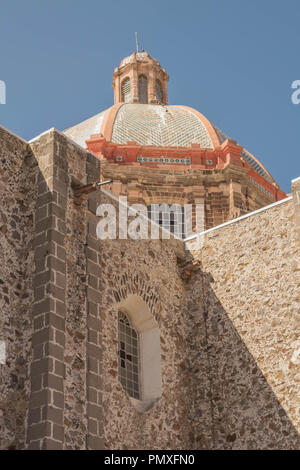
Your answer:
111;272;161;326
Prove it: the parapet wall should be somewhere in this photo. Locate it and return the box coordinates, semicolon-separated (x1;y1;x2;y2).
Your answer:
186;195;300;449
0;123;299;450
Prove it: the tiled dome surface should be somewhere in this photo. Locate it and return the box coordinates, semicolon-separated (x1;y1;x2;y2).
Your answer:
63;111;106;149
111;104;214;148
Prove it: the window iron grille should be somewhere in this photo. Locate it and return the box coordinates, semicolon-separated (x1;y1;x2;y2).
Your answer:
118;311;140;399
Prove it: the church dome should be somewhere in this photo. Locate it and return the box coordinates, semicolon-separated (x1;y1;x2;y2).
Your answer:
63;49;276;186
63;103;220;149
109;104;215;148
105;103;220;149
63;102;274;183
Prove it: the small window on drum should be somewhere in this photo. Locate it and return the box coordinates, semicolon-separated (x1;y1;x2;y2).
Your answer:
147;203;185;239
121;77;131;103
138;75;148;104
155;80;163;102
118;311;140;399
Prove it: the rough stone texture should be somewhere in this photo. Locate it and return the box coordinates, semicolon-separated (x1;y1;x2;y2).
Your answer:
0;127;37;449
0;126;299;450
186;199;300;449
98;237;190;449
62;135;95;450
101;161;272;232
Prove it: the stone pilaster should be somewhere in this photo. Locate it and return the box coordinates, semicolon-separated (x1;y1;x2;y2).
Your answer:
27;130;67;450
85;155;104;450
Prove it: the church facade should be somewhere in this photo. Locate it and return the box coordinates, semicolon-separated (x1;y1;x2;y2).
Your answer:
0;51;299;450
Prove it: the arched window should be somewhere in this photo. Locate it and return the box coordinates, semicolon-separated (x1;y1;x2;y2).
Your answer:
155;80;163;103
138;75;148;104
121;77;131;103
118;311;140;399
147;203;185;239
117;295;162;412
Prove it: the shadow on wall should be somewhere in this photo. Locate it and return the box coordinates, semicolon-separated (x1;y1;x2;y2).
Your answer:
0;129;37;450
184;268;300;450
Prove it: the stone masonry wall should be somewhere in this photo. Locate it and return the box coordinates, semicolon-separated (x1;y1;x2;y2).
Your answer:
101;162;272;232
0;124;299;450
96;235;198;450
2;128;201;450
0;127;37;449
26;130;100;450
186;198;300;449
42;131;204;450
67;177;206;450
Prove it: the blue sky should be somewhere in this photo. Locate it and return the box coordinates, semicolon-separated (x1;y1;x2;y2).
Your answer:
0;0;299;193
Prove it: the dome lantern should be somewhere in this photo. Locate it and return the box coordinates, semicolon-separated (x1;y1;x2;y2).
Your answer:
112;51;169;105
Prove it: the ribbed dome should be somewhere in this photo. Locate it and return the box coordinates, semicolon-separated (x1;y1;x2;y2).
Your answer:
63;103;219;150
111;104;214;148
62;103;274;184
64;104;220;149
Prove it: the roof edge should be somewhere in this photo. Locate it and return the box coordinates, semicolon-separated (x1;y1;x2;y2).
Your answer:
100;103;124;141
